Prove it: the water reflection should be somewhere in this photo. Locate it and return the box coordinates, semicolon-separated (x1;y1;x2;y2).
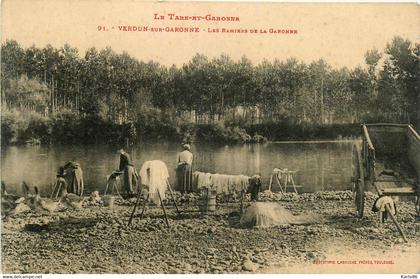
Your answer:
0;141;354;196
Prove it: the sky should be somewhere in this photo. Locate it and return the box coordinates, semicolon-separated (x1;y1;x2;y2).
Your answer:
1;0;419;69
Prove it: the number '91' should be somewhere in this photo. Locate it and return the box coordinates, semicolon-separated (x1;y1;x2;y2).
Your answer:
97;26;107;31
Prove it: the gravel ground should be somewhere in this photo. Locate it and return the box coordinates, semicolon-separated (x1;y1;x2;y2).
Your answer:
1;190;419;274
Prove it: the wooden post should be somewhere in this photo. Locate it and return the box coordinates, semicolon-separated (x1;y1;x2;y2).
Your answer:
113;180;123;199
166;180;180;216
157;191;170;228
240;190;245;215
183;167;187;193
268;174;273;192
128;191;144;227
51;180;59;199
55;182;63;200
205;188;209;215
385;204;408;243
111;179;115;196
275;175;284;193
289;173;298;194
190;161;194;192
139;194;150;220
104;181;110;196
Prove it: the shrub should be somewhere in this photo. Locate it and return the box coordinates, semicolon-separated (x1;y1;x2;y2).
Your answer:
251;133;268;143
51;110;81;144
1;110;19;145
135;107;183;142
179;123;195;144
195;123;252;144
246;122;360;141
20;113;53;144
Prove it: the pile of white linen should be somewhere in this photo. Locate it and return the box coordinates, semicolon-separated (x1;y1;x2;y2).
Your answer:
139;160;169;205
240;202;319;227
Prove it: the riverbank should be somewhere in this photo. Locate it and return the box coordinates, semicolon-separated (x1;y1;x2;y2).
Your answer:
1;109;363;146
2;190;419;274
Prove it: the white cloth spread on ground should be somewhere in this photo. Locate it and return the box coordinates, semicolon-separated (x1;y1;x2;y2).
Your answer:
193;171;250;193
240;202;318;227
374;196;396;215
139;160;169;205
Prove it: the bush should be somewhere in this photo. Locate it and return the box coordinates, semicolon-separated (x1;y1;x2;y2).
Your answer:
225;126;251;143
251;133;268;143
1;111;19;145
20;113;52;144
1;106;363;147
179;123;195;144
246;122;360;141
195;123;228;143
195;123;253;144
135;107;183;142
0;109;51;145
51;110;81;144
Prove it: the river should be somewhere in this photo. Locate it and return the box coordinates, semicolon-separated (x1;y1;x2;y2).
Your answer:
0;141;355;196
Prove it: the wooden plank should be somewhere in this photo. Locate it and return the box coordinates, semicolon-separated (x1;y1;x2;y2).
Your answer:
362;125;375;151
375;175;403;183
373;183;383;196
380;187;415;195
385;204;408;243
365;124;408;135
268;174;273;192
365;123;409;128
408;125;420;141
166;179;180;216
374;183;417;196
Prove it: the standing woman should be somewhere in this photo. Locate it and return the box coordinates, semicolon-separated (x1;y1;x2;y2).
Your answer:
63;159;84;196
176;144;193;193
119;148;138;198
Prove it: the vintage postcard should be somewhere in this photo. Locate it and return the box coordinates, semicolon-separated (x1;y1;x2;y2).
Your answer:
1;0;419;276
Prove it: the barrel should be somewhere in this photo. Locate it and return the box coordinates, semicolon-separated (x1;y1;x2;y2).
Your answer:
199;190;217;213
102;195;115;208
207;194;216;212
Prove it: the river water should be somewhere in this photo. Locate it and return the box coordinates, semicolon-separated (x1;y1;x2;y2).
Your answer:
0;141;355;196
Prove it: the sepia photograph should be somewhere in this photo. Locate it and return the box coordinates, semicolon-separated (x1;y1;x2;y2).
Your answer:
1;0;419;276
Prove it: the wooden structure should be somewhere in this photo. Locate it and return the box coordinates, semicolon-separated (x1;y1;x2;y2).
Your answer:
268;168;299;194
50;177;66;200
351;124;420;242
103;171;124;198
128;179;180;228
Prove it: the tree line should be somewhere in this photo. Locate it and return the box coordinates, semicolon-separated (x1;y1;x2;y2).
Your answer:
1;36;419;144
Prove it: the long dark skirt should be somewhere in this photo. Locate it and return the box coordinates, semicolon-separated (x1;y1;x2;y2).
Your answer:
123;165;137;195
176;164;193;193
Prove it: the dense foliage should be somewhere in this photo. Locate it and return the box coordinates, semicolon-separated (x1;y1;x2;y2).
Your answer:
1;37;418;145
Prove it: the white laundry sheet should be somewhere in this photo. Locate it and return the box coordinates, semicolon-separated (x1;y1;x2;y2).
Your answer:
139;160;169;205
193;171;250;194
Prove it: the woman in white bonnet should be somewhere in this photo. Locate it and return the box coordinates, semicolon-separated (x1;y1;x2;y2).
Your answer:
176;143;193;193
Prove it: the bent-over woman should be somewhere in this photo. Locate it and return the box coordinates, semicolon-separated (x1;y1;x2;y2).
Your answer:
63;159;84;196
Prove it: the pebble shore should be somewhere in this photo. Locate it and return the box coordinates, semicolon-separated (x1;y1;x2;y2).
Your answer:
2;190;419;274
